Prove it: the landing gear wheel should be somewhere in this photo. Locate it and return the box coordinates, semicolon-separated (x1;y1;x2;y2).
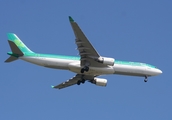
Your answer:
77;79;85;85
77;81;81;85
81;68;85;73
80;66;89;73
144;79;148;82
81;79;85;84
144;76;148;82
84;66;89;72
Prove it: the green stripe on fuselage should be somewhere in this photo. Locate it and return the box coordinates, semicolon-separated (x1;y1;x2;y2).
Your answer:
23;53;156;68
24;53;80;60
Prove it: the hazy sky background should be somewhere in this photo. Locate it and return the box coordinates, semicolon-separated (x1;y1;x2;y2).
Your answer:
1;0;172;120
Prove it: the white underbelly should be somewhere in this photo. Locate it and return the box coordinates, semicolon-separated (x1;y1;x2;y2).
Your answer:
113;64;146;76
20;56;73;70
68;62;115;75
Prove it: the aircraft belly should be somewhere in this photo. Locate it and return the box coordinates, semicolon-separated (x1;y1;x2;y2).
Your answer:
68;62;115;75
113;64;146;77
88;66;115;75
20;57;71;70
44;58;70;70
20;57;44;65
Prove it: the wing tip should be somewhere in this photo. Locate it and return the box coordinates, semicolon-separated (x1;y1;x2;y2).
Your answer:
69;16;74;22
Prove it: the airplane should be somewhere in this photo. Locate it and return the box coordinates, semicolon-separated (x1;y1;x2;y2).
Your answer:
5;16;162;89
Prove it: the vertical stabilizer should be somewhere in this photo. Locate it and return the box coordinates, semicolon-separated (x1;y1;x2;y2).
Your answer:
7;33;33;53
5;33;34;63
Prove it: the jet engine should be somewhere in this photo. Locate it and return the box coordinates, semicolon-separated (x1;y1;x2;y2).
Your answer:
96;57;115;66
90;78;107;86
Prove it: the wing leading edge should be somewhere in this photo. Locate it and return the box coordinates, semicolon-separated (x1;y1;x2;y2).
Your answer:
69;16;105;67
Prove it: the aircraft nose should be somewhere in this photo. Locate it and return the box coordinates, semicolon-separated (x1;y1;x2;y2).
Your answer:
157;69;162;75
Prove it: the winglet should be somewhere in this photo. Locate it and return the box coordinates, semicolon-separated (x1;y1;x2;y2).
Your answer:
51;85;55;88
69;16;74;22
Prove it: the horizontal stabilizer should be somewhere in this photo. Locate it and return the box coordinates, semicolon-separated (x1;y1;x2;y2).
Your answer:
5;56;18;62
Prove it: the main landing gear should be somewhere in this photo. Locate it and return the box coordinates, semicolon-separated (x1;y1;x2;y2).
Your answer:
80;66;89;73
77;75;86;85
77;79;85;85
144;76;148;82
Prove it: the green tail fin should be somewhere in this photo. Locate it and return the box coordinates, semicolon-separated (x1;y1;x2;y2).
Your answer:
5;33;34;62
7;33;33;53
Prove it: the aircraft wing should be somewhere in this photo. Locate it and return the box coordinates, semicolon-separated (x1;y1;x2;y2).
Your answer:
52;74;95;89
69;16;105;67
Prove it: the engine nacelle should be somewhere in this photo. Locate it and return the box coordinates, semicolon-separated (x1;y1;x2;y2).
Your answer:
91;78;107;86
97;57;115;66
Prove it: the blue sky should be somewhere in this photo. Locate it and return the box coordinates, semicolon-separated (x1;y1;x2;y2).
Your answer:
1;0;172;119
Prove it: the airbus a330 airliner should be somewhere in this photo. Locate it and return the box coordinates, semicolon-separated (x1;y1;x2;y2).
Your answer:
5;16;162;89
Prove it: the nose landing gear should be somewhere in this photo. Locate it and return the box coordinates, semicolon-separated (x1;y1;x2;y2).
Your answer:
144;76;148;82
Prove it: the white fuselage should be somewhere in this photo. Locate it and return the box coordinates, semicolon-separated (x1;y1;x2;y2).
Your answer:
20;56;162;77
